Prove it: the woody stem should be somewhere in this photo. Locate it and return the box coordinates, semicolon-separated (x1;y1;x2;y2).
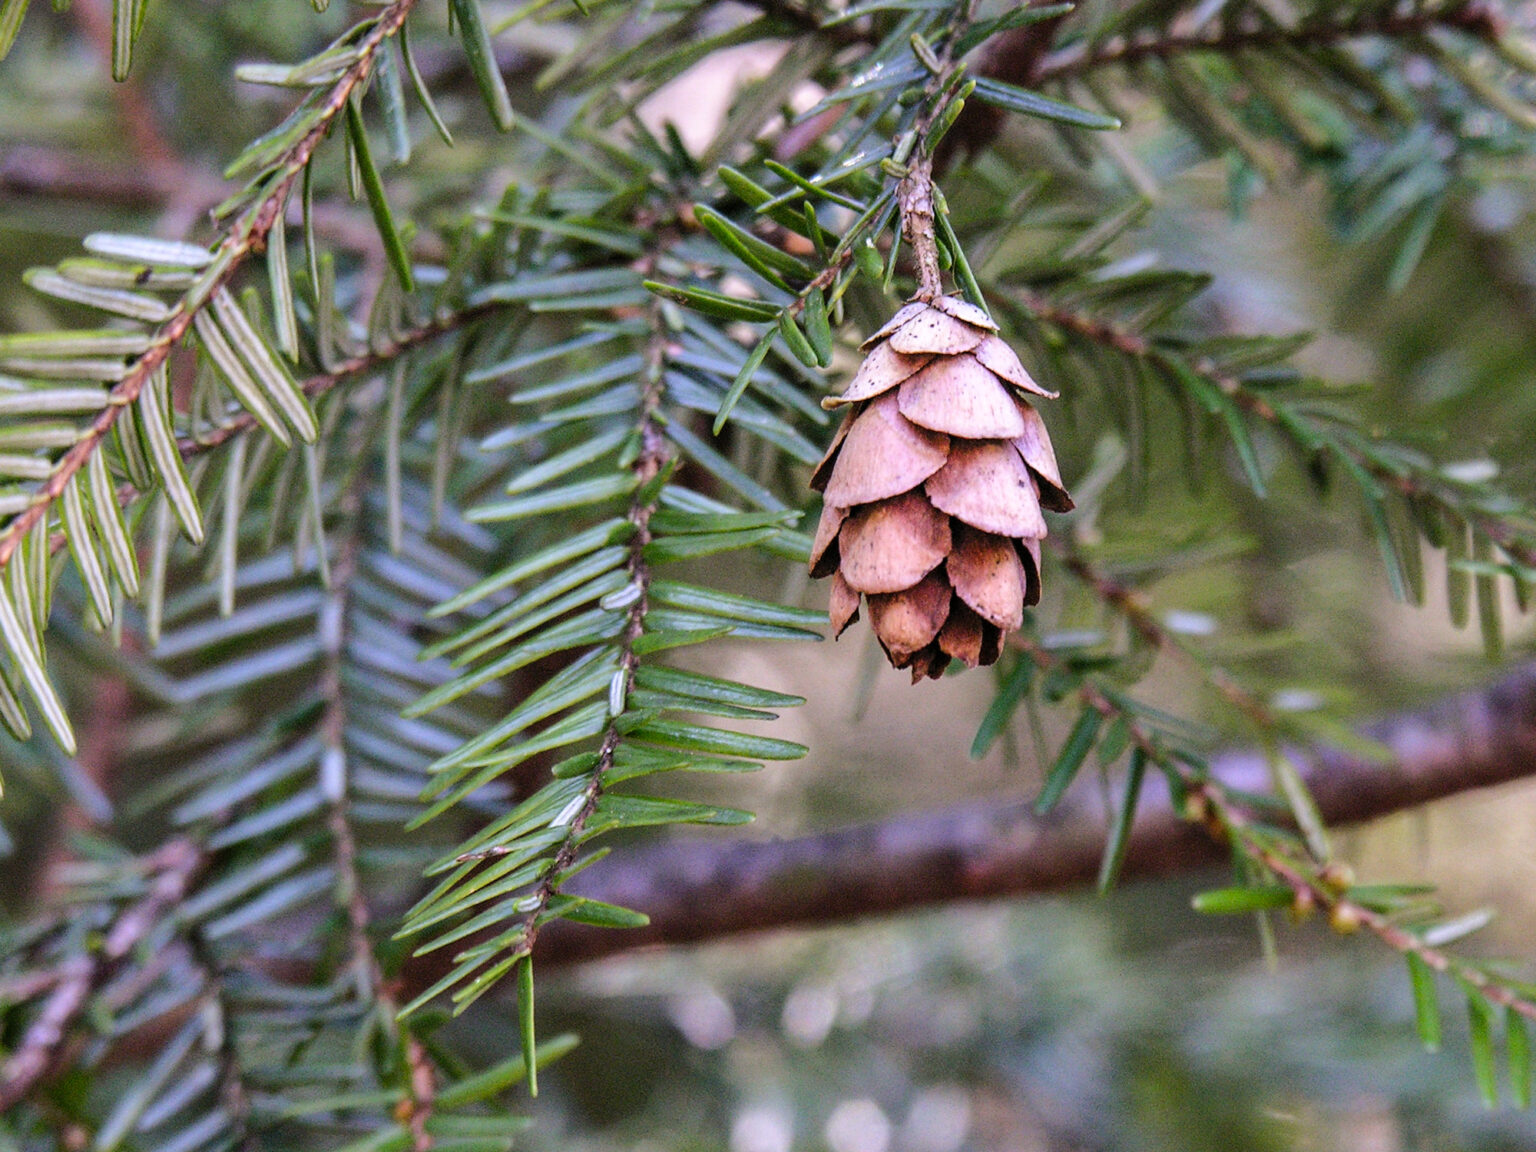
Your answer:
898;153;944;301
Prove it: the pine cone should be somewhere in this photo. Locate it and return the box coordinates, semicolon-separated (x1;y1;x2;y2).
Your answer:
808;296;1072;681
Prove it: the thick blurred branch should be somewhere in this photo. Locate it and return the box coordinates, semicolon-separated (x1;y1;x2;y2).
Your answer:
535;661;1536;965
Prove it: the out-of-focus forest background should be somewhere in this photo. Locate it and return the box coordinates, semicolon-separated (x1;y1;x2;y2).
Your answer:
6;1;1536;1149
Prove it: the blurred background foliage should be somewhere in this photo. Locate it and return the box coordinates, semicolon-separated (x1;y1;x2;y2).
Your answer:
5;0;1536;1149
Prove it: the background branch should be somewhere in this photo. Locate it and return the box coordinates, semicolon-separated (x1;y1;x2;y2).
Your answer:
0;839;202;1114
532;661;1536;965
1028;1;1506;83
940;0;1509;160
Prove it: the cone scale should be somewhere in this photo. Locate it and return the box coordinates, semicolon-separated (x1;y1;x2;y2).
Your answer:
809;295;1072;681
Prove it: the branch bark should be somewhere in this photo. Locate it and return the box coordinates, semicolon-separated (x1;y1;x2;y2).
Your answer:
534;661;1536;965
0;838;202;1114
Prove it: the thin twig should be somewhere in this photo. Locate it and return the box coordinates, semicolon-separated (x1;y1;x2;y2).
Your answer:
1030;1;1506;84
1216;799;1536;1025
0;0;424;575
321;414;437;1148
1012;286;1536;571
1011;638;1536;1026
891;4;971;301
500;297;672;962
0;839;203;1114
58;266;497;560
1050;539;1280;732
897;154;944;301
175;303;498;461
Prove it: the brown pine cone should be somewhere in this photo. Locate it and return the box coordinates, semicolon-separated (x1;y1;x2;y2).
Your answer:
808;296;1072;681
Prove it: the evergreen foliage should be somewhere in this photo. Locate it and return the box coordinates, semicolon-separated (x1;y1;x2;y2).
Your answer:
4;0;1536;1144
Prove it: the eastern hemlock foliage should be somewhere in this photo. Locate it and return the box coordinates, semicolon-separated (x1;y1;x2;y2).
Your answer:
1;0;1536;1145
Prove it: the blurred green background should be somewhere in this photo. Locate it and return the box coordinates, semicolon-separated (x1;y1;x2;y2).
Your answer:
6;1;1536;1147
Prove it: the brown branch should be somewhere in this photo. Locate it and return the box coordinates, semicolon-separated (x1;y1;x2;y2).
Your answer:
0;838;203;1114
0;146;189;206
897;154;944;301
1028;1;1506;85
533;660;1536;965
175;303;497;461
